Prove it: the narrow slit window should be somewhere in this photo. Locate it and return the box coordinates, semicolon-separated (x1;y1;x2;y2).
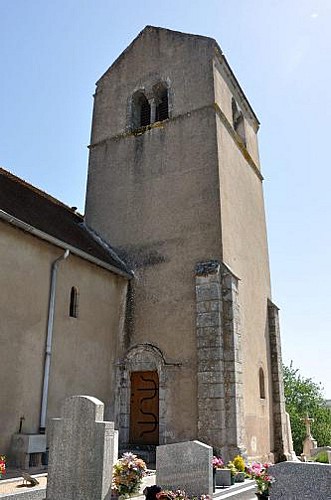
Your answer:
259;367;265;399
69;287;78;318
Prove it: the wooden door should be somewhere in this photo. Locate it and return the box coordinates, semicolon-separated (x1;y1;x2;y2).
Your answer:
130;371;159;445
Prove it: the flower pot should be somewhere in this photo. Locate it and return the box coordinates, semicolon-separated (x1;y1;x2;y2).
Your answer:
234;472;245;483
255;493;270;500
215;468;232;487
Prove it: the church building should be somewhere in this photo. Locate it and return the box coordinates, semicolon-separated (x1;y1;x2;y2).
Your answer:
0;26;290;465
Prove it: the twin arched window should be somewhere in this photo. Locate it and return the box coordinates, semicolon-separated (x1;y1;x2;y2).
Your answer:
131;82;169;130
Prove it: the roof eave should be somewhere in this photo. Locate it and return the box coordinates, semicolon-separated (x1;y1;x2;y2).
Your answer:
0;209;133;280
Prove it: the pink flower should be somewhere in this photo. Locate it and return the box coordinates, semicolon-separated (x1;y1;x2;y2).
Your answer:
212;456;224;468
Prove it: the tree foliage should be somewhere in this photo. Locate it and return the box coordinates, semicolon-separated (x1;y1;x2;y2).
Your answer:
283;362;331;455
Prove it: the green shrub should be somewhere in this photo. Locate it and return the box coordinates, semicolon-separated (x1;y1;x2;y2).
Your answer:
311;451;328;463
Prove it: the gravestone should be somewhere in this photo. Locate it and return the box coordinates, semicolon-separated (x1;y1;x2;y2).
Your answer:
302;414;317;458
269;461;331;500
46;395;117;500
156;440;213;497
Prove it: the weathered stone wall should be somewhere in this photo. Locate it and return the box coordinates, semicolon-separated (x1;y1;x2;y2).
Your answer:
268;301;292;461
195;261;244;461
221;263;245;459
215;107;273;458
195;261;225;450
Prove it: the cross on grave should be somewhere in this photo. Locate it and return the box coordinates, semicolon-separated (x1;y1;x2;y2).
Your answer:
302;414;314;437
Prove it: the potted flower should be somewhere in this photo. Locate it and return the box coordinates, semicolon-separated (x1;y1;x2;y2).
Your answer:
212;456;224;490
212;456;224;470
232;455;246;483
155;489;211;500
112;452;146;498
248;462;274;499
226;461;237;485
0;456;6;479
212;456;232;487
156;490;184;500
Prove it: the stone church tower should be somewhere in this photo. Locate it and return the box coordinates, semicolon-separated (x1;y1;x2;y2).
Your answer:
85;26;289;462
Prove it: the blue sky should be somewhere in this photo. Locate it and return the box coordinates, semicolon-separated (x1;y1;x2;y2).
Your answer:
1;1;330;397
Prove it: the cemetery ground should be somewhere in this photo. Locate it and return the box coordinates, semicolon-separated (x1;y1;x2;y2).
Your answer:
0;470;257;500
0;456;330;500
1;459;331;500
0;395;330;499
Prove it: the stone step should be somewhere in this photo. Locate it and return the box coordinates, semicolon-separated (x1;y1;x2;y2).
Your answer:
213;479;256;498
132;474;255;500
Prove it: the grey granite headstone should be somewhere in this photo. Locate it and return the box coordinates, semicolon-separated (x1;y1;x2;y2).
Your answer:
46;395;117;500
269;461;331;500
156;440;213;497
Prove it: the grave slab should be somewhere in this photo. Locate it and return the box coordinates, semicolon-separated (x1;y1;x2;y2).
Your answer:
156;440;212;497
269;461;331;500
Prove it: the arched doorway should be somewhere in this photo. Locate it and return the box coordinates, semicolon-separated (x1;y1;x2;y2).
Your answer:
116;344;167;447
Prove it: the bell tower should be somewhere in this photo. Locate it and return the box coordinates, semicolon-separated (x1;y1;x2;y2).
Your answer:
85;26;289;462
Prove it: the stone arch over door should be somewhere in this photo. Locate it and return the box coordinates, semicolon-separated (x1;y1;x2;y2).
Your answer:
116;344;167;446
